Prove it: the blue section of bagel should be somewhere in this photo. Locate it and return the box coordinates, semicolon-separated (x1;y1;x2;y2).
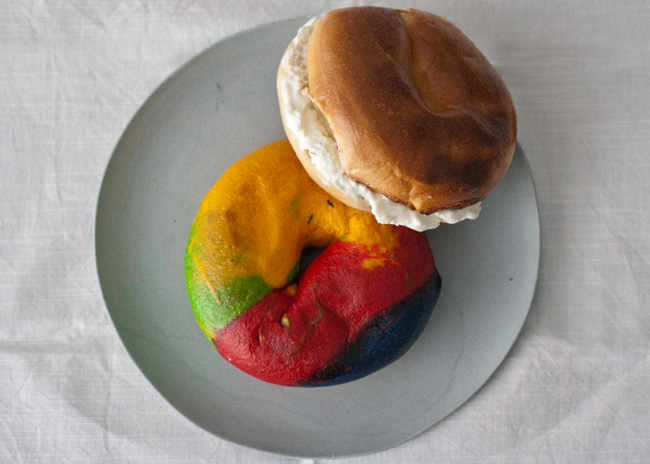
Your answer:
301;270;442;386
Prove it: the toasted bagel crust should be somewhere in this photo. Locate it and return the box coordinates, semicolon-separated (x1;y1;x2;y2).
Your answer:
304;7;516;214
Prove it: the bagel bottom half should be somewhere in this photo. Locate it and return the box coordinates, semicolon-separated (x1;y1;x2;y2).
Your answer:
184;139;441;386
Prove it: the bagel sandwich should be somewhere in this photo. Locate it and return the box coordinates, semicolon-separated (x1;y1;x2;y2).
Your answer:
277;7;517;231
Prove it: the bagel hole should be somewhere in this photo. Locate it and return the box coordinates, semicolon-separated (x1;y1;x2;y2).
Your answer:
297;246;327;277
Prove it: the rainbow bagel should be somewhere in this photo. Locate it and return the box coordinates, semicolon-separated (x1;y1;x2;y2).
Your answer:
185;139;441;386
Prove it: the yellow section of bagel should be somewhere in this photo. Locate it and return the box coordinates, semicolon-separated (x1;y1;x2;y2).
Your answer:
187;139;397;297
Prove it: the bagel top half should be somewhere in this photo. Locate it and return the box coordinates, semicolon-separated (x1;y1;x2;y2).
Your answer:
277;7;517;231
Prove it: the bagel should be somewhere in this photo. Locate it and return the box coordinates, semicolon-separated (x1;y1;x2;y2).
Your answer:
277;7;517;231
185;139;441;386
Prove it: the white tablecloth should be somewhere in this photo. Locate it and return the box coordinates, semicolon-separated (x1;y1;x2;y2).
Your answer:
2;0;649;462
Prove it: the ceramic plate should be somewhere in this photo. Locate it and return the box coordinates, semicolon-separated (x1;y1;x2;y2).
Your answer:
95;17;539;459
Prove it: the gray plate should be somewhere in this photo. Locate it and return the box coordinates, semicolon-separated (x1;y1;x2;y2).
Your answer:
95;17;540;459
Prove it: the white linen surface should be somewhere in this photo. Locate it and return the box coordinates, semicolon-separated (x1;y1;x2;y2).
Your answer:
2;0;649;462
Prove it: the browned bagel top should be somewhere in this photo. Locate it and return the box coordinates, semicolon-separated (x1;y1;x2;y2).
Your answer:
306;7;517;213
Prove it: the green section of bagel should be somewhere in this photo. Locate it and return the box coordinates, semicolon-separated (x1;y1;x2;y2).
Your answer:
184;222;275;336
185;249;273;335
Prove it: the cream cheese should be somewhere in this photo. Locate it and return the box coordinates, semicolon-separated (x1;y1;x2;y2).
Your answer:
278;16;481;232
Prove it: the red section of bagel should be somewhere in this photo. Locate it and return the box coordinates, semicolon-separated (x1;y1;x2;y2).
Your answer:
214;228;434;385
